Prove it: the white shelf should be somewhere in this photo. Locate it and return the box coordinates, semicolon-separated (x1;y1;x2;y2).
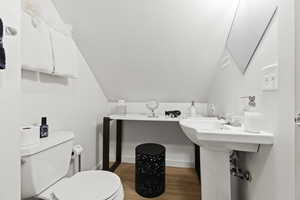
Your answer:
108;114;212;123
108;114;182;122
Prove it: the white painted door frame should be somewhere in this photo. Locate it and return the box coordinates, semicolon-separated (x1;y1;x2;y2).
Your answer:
0;1;21;199
277;0;295;200
295;0;300;199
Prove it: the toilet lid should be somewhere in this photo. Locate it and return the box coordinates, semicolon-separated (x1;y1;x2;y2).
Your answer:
53;171;122;200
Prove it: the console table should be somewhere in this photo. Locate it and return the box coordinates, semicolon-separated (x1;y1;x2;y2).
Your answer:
102;114;200;178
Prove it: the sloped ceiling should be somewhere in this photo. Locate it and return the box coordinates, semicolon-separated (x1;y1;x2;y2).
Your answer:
53;0;237;102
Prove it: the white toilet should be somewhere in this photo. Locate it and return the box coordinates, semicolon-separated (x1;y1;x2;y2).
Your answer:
20;131;124;200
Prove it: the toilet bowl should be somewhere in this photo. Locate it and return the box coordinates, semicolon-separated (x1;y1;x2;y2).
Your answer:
38;171;124;200
20;131;124;200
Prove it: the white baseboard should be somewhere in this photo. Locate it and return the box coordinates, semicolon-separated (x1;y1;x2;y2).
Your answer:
92;156;194;171
110;155;194;168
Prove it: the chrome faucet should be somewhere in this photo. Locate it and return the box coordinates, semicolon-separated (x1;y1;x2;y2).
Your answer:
217;114;242;127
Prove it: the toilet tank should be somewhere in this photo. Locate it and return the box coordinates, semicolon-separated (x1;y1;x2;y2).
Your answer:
20;131;74;199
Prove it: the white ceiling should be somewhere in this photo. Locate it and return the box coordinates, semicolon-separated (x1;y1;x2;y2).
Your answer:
53;0;237;102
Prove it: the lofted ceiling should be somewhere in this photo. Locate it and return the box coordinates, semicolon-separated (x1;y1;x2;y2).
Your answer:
53;0;238;102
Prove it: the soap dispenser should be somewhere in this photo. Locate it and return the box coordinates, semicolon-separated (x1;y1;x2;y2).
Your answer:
40;117;49;138
241;96;264;133
189;101;197;117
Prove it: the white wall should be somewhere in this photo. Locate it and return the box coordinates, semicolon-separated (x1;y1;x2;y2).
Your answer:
109;102;207;167
295;0;300;198
21;50;109;171
20;1;109;171
0;0;21;199
53;0;238;102
208;0;296;198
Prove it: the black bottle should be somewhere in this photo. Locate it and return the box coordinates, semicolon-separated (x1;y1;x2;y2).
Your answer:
40;117;49;138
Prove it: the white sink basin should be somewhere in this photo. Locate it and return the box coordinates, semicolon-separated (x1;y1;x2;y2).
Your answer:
180;118;273;152
179;118;274;200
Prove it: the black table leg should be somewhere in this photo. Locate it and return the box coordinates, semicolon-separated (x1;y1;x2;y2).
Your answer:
102;117;123;172
195;144;200;180
116;120;123;163
109;120;123;171
102;117;111;171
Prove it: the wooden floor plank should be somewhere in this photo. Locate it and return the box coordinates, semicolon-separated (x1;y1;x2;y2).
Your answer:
114;163;201;200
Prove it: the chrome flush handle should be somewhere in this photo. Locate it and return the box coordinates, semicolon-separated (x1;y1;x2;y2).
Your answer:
295;113;300;126
5;26;18;36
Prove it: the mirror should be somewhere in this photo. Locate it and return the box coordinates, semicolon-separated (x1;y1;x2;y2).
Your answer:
226;0;277;74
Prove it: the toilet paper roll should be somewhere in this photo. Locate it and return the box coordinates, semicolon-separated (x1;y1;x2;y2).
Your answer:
72;144;83;155
20;125;40;146
244;112;264;133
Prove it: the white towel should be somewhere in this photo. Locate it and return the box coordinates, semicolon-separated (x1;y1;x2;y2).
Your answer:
21;12;54;74
50;29;78;78
22;0;40;18
22;0;72;36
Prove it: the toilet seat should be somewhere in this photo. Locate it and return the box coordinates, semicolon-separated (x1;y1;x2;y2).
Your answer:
39;171;124;200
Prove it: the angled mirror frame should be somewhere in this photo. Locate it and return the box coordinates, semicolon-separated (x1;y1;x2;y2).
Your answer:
226;0;277;74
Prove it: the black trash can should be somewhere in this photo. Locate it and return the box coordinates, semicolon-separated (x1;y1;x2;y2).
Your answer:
135;143;166;198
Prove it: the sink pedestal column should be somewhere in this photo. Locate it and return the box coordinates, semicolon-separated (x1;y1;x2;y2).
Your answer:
200;147;231;200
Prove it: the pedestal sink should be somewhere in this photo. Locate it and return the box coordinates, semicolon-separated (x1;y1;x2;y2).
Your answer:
179;118;274;200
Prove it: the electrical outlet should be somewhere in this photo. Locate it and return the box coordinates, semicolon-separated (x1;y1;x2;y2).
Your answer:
262;64;278;91
270;73;278;89
263;75;271;90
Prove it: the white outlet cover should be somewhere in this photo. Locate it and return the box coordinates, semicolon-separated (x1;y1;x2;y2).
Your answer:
261;64;278;91
263;75;271;90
